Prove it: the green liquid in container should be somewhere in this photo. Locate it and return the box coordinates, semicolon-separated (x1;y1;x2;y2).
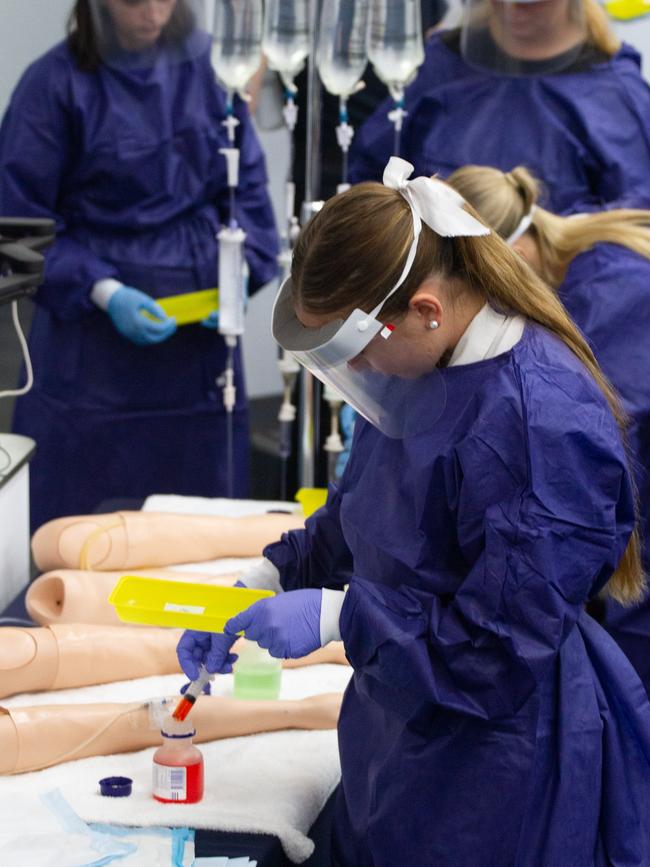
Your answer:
233;666;282;700
233;640;282;700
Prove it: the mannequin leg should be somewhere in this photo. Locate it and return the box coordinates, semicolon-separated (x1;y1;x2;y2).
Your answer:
0;692;343;774
25;569;239;626
281;642;349;668
32;512;305;572
0;624;182;699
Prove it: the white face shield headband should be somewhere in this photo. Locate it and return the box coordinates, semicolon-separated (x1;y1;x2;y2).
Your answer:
272;157;490;437
506;205;537;245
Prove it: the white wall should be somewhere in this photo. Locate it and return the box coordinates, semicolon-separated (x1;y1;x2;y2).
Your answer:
0;0;68;117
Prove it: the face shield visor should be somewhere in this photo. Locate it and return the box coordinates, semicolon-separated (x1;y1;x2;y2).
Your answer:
460;0;587;75
88;0;211;71
272;157;490;439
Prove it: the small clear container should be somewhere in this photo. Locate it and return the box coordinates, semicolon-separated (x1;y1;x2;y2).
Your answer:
233;639;282;700
152;716;204;804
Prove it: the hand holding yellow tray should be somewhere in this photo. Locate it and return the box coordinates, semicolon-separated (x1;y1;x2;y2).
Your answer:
143;288;219;326
109;575;273;632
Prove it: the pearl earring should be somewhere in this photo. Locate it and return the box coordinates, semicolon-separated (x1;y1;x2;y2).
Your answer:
427;320;439;330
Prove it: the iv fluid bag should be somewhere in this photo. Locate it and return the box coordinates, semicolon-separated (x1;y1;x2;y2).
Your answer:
367;0;424;93
317;0;369;97
211;0;263;92
262;0;310;87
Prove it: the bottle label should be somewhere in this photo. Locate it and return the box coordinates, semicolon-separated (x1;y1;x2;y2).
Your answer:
153;763;186;801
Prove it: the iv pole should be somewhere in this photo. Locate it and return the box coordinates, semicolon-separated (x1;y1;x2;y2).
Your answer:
296;0;324;490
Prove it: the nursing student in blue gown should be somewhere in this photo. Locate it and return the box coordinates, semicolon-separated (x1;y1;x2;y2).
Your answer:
176;159;650;866
0;0;278;530
448;163;650;699
349;0;650;213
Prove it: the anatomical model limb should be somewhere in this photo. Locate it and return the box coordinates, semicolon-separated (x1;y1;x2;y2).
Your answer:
0;624;182;699
283;642;349;667
25;568;240;626
0;692;343;774
0;622;349;699
32;511;305;572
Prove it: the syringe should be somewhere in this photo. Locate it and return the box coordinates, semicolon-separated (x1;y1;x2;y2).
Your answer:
172;664;214;721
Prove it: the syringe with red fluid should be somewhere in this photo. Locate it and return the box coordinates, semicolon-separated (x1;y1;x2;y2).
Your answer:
172;664;213;721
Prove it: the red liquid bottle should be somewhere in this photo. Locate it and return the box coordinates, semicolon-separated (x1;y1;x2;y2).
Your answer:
152;716;204;804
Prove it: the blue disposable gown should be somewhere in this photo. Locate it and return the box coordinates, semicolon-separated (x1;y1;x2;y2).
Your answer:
349;31;650;213
0;37;278;529
265;325;650;866
557;243;650;695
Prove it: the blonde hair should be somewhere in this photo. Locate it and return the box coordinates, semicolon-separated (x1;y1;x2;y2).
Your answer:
292;182;644;605
584;0;620;55
446;164;650;288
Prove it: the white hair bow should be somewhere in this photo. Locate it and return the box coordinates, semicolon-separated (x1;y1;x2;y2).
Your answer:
383;157;490;238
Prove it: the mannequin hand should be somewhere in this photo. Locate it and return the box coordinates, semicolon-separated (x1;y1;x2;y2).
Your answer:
200;310;220;329
224;589;322;659
176;629;238;680
107;286;177;345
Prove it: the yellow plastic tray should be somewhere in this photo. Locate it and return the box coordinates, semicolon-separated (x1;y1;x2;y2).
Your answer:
144;288;219;326
295;487;328;518
108;575;273;632
604;0;650;19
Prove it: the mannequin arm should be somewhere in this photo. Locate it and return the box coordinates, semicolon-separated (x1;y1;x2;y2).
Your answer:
0;692;342;774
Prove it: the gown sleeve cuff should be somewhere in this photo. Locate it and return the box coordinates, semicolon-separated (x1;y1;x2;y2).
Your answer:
90;278;123;311
320;588;344;645
240;557;283;594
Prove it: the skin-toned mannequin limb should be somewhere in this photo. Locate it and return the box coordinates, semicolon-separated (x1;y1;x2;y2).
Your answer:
0;691;343;775
32;511;305;573
0;624;182;699
25;568;240;627
0;624;349;700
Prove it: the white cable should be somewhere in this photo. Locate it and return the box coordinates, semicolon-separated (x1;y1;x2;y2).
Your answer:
0;300;34;399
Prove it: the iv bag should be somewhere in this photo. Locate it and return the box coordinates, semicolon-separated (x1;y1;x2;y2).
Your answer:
367;0;424;97
211;0;264;93
262;0;310;89
317;0;370;97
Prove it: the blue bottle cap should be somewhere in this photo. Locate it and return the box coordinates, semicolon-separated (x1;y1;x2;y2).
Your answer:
99;776;133;797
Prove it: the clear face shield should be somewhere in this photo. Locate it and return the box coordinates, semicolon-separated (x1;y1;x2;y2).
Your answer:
87;0;211;70
272;158;491;439
460;0;587;75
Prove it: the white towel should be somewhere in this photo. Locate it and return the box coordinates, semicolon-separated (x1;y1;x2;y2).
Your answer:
0;665;351;864
143;495;301;518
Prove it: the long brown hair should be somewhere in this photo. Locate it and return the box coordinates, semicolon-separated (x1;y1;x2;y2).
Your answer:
446;163;650;288
67;0;196;72
292;182;644;604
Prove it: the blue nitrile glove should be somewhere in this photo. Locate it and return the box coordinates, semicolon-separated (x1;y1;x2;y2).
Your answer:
107;286;177;345
224;589;322;659
176;629;238;680
200;310;220;329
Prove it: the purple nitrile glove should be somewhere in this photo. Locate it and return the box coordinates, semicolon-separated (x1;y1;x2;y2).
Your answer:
176;630;238;680
224;589;322;659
